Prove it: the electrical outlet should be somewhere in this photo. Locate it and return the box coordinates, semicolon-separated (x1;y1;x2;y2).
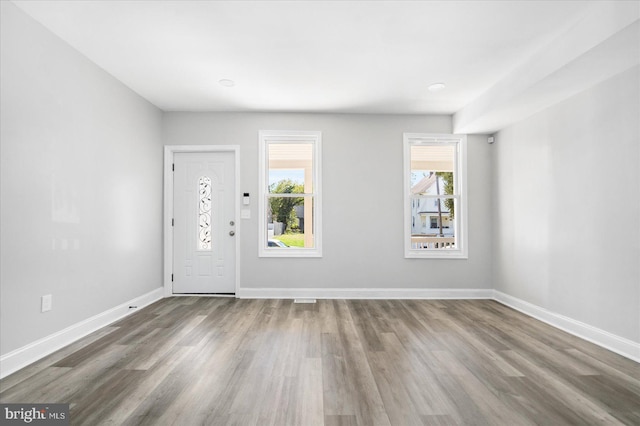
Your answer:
41;294;52;312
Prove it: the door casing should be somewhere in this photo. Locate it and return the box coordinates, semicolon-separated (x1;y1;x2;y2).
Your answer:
164;145;240;297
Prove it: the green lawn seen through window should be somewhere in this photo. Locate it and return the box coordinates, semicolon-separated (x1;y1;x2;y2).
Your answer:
275;234;304;247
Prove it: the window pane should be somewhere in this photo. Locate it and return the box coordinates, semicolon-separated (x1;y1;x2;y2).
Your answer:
260;131;322;257
410;145;455;196
198;176;212;250
410;198;456;249
404;134;465;258
267;196;314;248
268;169;304;193
268;143;313;193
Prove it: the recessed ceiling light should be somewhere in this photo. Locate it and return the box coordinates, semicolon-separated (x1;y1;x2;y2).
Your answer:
427;82;446;92
219;79;235;87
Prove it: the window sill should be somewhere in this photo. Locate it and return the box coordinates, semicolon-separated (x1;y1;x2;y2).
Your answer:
259;249;322;258
405;250;468;259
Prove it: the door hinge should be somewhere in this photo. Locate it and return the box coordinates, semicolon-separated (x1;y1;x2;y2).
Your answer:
172;218;174;226
171;274;174;282
172;163;175;171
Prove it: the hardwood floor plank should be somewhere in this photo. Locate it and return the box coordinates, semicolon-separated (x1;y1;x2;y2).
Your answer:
564;348;640;394
437;315;525;378
322;331;356;417
324;414;358;426
70;369;146;425
52;325;149;368
499;376;586;425
0;366;72;402
97;346;194;425
481;320;599;377
303;311;323;359
374;332;452;417
3;342;129;404
561;374;640;424
420;358;492;426
500;349;626;424
420;414;457;426
350;300;385;352
297;357;325;426
0;326;118;393
335;301;391;426
152;302;266;425
388;301;448;352
1;298;638;426
120;349;202;426
319;298;339;334
366;342;430;425
431;350;535;425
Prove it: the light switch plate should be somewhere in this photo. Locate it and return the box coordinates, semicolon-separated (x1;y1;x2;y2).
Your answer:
41;294;52;312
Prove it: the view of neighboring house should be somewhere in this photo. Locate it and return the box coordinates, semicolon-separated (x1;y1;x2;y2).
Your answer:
410;173;453;236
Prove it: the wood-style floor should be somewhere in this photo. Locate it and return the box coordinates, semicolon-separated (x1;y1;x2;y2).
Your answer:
1;298;639;425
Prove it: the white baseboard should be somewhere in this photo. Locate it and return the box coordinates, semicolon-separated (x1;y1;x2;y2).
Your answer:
238;287;493;300
493;290;640;363
0;287;164;379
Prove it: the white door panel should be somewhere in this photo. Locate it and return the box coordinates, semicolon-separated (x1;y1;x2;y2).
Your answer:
173;152;235;294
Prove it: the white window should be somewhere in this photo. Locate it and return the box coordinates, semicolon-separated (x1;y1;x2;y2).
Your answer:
404;133;467;259
259;130;322;257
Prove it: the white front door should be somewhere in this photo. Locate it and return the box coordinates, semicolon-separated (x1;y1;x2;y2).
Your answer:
173;151;236;294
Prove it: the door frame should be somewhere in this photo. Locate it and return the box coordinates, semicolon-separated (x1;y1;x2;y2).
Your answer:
163;145;240;297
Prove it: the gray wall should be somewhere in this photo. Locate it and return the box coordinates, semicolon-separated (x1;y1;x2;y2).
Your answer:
0;2;163;354
492;66;640;342
163;112;493;290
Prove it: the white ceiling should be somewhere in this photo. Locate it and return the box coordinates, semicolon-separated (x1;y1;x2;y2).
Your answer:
10;1;640;132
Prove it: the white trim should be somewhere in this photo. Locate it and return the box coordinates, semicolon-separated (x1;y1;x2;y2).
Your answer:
0;288;164;379
403;133;468;259
493;290;640;363
163;145;241;296
238;287;492;300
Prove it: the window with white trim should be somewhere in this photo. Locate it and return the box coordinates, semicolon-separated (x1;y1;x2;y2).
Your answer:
259;130;322;257
404;133;467;258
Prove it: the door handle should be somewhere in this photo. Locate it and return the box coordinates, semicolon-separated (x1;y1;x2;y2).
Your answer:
229;230;235;236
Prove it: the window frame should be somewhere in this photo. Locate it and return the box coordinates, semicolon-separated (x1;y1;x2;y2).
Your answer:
403;133;468;259
258;130;322;258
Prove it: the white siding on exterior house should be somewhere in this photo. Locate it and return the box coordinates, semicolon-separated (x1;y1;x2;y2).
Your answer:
410;174;453;236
